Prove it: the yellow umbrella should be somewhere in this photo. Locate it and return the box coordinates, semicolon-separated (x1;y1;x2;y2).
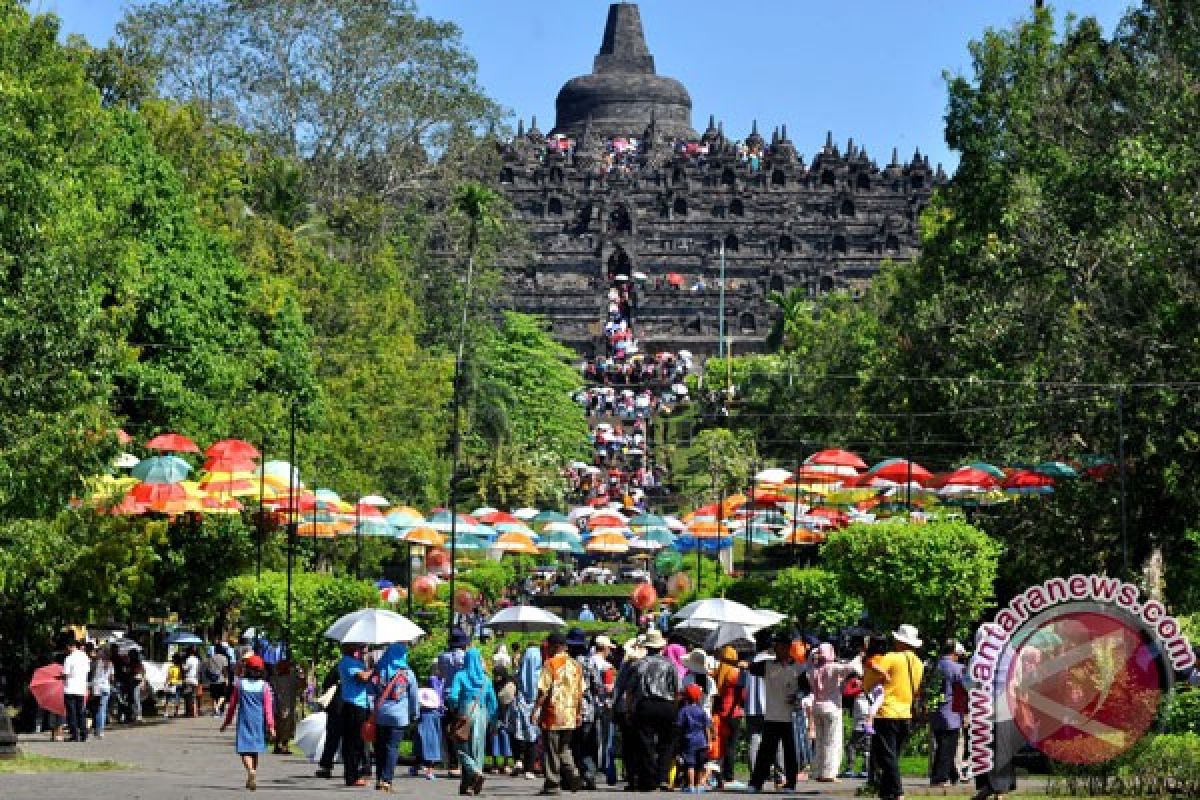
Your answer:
493;532;539;554
585;532;630;555
687;520;733;538
402;526;447;547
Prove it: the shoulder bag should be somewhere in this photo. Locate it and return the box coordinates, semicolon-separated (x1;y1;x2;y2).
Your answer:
905;653;928;727
452;696;479;742
362;669;406;744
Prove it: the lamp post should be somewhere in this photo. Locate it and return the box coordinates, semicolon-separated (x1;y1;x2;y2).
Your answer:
285;403;297;654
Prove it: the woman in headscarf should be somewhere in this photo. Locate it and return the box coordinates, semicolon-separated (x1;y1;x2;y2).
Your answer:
664;640;688;681
712;645;744;788
809;642;860;782
489;663;516;774
509;644;542;779
447;648;497;796
373;642;419;793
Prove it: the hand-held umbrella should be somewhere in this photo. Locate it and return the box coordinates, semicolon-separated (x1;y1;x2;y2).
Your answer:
324;608;424;644
30;664;66;716
486;606;565;633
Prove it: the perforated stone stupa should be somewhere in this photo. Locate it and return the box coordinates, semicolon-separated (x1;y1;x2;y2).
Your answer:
498;2;946;359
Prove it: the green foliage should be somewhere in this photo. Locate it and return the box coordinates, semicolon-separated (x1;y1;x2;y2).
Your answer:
1162;688;1200;737
821;520;1000;642
762;568;866;635
225;570;378;666
459;560;515;604
676;428;758;507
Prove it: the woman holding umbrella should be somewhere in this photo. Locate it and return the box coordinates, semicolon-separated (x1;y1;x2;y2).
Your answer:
372;642;419;793
446;649;497;796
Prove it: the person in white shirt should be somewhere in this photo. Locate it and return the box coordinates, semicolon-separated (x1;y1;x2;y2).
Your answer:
183;647;202;717
746;631;804;792
90;647;115;738
61;639;92;742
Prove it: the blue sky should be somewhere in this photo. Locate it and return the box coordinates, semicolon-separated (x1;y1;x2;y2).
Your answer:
37;0;1130;171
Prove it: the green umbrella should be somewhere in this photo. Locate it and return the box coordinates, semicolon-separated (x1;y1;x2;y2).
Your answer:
532;510;570;528
1034;461;1078;479
639;527;676;546
629;513;668;529
655;550;683;574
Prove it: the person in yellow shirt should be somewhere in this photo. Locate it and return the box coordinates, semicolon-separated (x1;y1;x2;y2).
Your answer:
864;624;925;800
535;632;584;795
166;653;185;717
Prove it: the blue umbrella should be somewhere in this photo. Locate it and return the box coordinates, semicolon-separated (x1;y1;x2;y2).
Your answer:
376;579;395;589
132;455;192;484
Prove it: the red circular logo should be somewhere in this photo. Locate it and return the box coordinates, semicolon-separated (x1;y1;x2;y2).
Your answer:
1005;609;1166;764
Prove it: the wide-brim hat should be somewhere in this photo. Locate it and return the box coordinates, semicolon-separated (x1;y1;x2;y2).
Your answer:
594;635;615;649
892;624;923;649
623;638;646;659
642;629;667;649
683;648;710;674
418;687;441;709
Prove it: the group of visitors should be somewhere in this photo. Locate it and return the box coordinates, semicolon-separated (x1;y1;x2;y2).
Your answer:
261;618;964;798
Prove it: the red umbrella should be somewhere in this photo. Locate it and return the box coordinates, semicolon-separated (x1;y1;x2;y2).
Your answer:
116;429;133;445
205;439;260;460
130;482;187;504
30;664;66;716
806;449;868;470
201;457;259;474
1002;469;1056;492
868;459;933;485
479;511;521;525
942;466;1000;489
666;272;685;287
145;433;200;453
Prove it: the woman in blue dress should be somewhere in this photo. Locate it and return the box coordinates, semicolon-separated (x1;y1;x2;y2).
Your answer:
373;642;419;793
417;684;445;778
221;655;276;791
446;648;497;796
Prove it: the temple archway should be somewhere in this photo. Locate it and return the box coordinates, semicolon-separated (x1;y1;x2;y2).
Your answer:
548;197;564;216
724;233;739;252
820;170;836;187
832;235;847;255
840;199;855;217
771;170;787;187
730;198;745;217
856;172;871;190
819;275;835;293
721;168;736;187
607;247;632;281
673;197;688;217
609;205;633;234
739;312;757;334
779;234;794;254
769;275;785;293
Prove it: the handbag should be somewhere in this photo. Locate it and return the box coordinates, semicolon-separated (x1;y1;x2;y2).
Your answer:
452;697;479;742
362;668;407;744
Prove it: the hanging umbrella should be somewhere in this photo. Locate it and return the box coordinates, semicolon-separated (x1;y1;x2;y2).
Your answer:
805;449;868;470
401;527;446;547
165;631;204;646
479;511;521;525
386;506;425;529
967;462;1006;479
258;461;303;490
494;521;538;536
30;664;66;716
1002;469;1056;495
588;512;628;528
755;467;794;484
868;458;933;484
493;531;540;554
129;481;188;506
380;587;406;604
1034;461;1078;479
674;535;733;553
131;455;192;484
357;494;390;508
586;532;631;555
145;432;200;453
655;549;684;574
513;507;540;521
629;537;666;552
942;466;1001;489
628;513;668;529
540;521;581;536
205;439;260;461
325;608;424;644
296;711;337;763
487;605;565;633
533;510;571;528
113;453;140;469
452;534;490;552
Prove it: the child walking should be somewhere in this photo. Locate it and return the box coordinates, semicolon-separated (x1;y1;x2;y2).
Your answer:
416;686;444;780
677;683;712;793
221;655;276;791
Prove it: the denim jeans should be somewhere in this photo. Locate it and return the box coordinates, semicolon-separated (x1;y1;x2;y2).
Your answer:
374;724;405;784
94;691;110;736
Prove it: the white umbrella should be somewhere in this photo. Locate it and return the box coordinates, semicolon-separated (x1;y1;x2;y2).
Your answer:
663;515;688;532
113;452;140;469
632;271;649;280
487;605;565;633
325;608;425;644
704;622;762;651
472;506;499;517
358;494;390;507
755;467;793;484
296;712;338;763
673;598;777;626
513;507;540;520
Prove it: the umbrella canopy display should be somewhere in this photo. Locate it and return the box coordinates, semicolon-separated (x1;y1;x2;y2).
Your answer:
754;467;794;484
628;513;668;529
325;608;424;644
145;432;200;453
205;439;260;461
165;631;204;645
113;453;140;469
31;664;65;715
487;605;565;633
401;527;446;547
1034;461;1079;479
533;510;571;528
1002;469;1056;494
868;458;933;484
385;506;425;528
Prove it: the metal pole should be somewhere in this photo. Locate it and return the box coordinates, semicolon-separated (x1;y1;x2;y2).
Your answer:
1117;388;1129;577
406;543;414;617
905;411;915;511
285;403;297;653
743;463;756;576
448;234;479;638
791;452;803;565
354;502;362;581
718;243;726;359
256;437;266;581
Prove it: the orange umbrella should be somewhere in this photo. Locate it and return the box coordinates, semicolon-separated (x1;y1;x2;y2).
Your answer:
402;527;446;547
493;532;539;554
781;529;827;545
204;439;260;461
585;532;630;554
687;520;733;538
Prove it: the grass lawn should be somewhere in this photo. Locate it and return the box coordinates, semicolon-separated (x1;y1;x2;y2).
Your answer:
550;583;637;597
0;752;127;774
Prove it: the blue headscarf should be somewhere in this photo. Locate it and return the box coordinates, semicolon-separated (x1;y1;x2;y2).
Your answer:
461;647;487;692
378;642;409;677
518;644;542;701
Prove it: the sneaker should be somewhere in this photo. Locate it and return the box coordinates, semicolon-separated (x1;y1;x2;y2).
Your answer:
315;768;332;779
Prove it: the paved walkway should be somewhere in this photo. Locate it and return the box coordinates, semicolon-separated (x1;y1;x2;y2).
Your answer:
3;716;998;799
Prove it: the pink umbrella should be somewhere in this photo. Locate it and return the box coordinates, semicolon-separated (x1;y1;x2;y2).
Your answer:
30;664;65;716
